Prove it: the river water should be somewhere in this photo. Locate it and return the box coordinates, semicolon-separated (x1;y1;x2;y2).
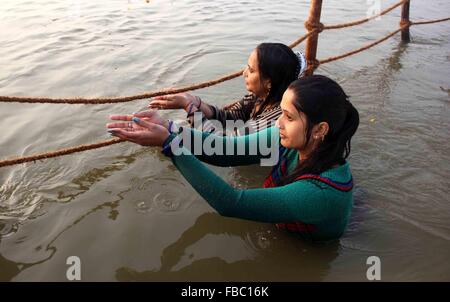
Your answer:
0;0;449;281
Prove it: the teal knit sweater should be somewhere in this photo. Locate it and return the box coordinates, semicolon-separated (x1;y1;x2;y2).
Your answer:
162;127;354;241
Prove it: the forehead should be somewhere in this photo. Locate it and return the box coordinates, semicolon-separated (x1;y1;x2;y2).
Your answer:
248;49;258;65
281;88;303;117
280;89;296;109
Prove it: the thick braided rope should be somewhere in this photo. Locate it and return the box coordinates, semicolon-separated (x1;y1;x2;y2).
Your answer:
0;0;414;105
1;17;449;168
0;32;311;105
317;17;450;67
412;17;450;26
288;32;314;48
0;138;124;168
0;71;244;104
319;26;405;65
323;0;407;30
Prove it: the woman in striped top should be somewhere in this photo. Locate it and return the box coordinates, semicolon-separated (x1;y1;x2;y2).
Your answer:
148;43;307;136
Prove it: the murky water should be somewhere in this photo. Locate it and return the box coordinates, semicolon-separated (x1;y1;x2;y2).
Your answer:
0;0;449;281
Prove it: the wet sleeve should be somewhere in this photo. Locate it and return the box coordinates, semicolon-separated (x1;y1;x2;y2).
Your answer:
163;126;280;167
187;95;255;129
208;98;249;125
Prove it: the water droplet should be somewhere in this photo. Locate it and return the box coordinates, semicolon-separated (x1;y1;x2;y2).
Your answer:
153;192;181;212
135;201;151;214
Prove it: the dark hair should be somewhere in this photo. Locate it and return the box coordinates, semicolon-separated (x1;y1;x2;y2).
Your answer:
280;75;359;185
254;43;300;116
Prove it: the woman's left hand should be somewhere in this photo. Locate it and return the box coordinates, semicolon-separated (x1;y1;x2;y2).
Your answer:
107;117;170;147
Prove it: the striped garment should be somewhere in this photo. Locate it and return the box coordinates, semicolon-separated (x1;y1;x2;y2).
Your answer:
188;94;282;136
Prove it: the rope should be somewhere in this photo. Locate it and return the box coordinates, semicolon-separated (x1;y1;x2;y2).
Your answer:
0;71;244;104
319;26;404;65
304;21;324;33
412;17;450;26
0;32;311;105
323;0;407;30
288;32;314;49
0;2;442;105
318;17;450;67
0;138;124;168
0;1;441;106
0;17;449;169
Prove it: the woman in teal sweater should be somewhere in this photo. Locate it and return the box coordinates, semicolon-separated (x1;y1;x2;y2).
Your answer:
107;75;359;241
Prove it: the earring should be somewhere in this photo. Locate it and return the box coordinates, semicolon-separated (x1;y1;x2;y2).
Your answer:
265;85;271;98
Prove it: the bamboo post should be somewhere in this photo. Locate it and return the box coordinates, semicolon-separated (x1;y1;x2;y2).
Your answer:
400;0;411;42
304;0;323;75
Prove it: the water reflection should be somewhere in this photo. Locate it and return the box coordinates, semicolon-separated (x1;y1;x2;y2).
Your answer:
115;212;340;281
56;148;151;203
0;190;128;281
0;234;55;282
1;0;449;281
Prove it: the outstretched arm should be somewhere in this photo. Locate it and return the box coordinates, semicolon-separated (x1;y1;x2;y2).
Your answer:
108;112;280;168
170;146;329;224
107;117;331;224
148;93;215;119
165;126;280;167
187;95;256;130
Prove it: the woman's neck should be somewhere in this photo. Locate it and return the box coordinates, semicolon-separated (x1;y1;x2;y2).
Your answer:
297;146;312;161
297;150;341;168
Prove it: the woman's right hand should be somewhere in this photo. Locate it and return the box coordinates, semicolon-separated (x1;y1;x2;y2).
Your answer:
108;110;169;130
148;93;198;110
107;117;170;147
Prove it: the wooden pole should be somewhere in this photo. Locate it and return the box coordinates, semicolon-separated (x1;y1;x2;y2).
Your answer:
401;0;411;42
304;0;323;75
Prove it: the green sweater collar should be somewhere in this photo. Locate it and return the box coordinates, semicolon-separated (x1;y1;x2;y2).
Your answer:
283;149;352;183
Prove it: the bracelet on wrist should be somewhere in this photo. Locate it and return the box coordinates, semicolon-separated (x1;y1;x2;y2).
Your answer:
168;120;174;134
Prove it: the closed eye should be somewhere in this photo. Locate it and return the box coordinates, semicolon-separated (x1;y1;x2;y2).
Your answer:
282;110;293;121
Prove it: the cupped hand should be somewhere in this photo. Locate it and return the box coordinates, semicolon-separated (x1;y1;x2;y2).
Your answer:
108;110;168;128
107;117;170;147
148;93;197;110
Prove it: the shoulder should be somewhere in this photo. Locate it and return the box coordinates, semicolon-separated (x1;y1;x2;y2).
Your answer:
243;93;257;102
261;104;281;116
244;104;281;130
222;94;256;110
296;163;354;195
